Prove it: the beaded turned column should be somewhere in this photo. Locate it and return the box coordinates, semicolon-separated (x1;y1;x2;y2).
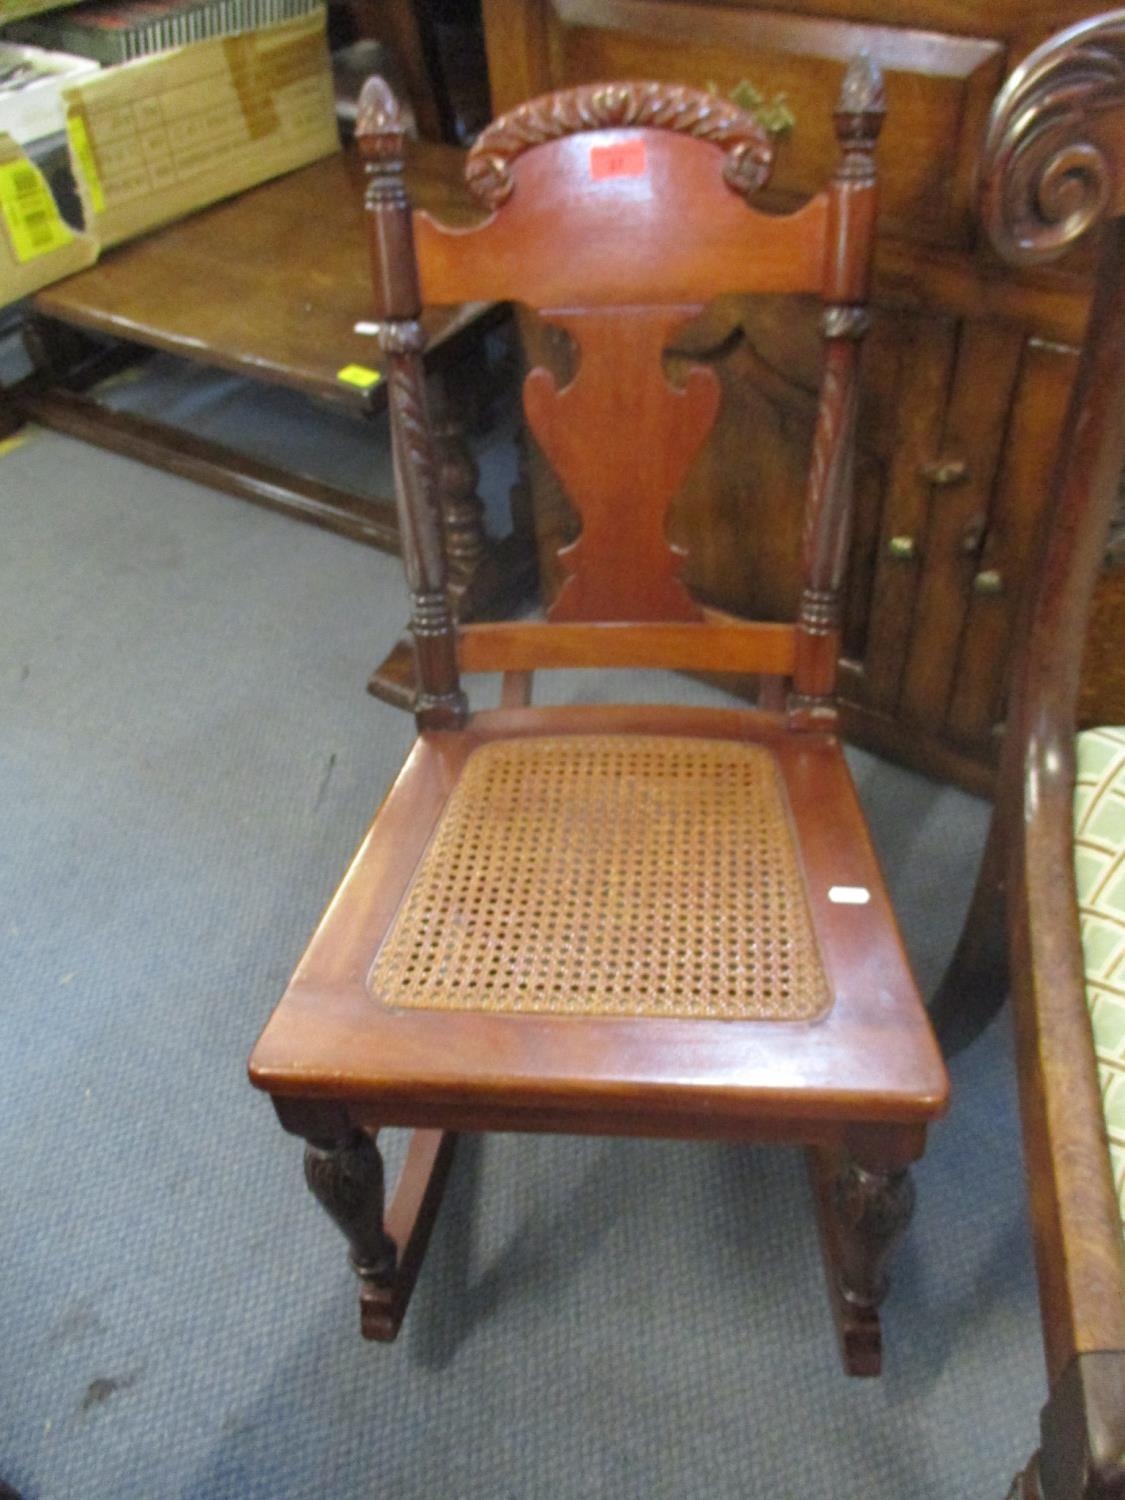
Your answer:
790;55;885;730
357;77;467;731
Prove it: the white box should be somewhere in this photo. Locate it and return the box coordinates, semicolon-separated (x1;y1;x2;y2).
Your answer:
0;42;99;147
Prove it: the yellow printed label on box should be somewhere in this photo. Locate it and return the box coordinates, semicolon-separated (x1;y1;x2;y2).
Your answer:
0;160;73;264
337;363;382;390
66;113;106;216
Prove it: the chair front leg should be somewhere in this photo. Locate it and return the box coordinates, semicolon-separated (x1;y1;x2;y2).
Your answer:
272;1098;457;1342
303;1127;398;1318
833;1155;917;1312
809;1139;918;1376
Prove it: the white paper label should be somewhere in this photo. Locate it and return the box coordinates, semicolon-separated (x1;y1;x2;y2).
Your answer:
828;886;871;905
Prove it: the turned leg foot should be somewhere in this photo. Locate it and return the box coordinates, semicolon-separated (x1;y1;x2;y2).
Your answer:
809;1146;917;1376
304;1129;398;1336
295;1117;457;1342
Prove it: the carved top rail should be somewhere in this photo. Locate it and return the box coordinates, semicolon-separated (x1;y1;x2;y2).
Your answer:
408;76;852;310
980;8;1125;263
464;80;776;208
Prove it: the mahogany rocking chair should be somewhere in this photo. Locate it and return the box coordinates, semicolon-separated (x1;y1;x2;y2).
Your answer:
248;59;949;1376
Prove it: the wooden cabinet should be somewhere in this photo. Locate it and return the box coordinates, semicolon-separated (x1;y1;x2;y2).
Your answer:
484;0;1105;793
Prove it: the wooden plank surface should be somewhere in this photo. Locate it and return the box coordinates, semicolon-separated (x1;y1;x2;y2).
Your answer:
33;141;490;410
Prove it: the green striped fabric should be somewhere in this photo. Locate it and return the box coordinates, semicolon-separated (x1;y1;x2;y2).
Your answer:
1074;726;1125;1231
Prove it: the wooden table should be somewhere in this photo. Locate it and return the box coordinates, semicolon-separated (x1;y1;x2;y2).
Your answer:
8;140;534;705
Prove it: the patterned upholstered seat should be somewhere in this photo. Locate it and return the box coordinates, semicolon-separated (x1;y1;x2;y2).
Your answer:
1075;726;1125;1231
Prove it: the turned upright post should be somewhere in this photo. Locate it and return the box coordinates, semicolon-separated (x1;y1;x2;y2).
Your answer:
790;54;885;730
356;77;467;730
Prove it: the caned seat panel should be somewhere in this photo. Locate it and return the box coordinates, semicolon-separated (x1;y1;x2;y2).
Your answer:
369;735;830;1022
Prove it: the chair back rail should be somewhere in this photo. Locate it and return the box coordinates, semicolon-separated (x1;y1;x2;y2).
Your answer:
356;63;884;727
457;617;797;676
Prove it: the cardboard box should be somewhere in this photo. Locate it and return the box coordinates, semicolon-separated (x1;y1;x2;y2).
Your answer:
0;43;100;146
64;9;337;249
0;10;336;307
0;129;97;301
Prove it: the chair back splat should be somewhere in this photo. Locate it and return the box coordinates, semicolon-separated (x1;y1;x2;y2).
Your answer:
356;63;885;729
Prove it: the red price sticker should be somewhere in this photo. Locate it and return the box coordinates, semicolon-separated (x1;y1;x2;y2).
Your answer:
589;139;647;181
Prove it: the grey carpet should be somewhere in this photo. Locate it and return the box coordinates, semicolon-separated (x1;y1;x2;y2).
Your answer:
0;395;1042;1499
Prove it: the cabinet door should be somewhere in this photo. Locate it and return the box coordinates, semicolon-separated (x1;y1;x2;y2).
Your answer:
851;310;960;714
943;336;1079;751
893;323;1024;735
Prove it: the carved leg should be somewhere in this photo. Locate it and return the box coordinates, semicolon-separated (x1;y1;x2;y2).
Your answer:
299;1117;458;1342
431;370;488;587
303;1128;397;1331
809;1145;917;1376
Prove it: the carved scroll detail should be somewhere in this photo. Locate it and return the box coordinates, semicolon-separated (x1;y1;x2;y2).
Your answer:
980;11;1125;264
379;339;467;726
466;80;774;208
380;345;443;584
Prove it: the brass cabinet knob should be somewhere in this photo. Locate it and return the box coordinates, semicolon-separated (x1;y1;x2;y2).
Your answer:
973;568;1003;596
887;535;917;561
919;458;969;486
